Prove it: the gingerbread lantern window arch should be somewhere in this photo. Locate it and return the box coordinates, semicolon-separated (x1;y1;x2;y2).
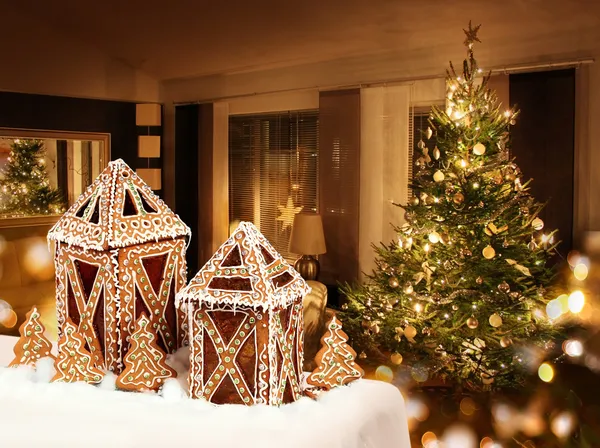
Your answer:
48;159;191;373
176;221;310;406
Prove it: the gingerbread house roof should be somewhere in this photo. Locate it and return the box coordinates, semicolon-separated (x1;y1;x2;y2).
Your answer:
48;159;191;251
176;221;310;310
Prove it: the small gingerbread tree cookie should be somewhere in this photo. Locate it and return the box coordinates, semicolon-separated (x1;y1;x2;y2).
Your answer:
306;315;364;391
8;306;55;368
116;314;176;392
51;318;104;384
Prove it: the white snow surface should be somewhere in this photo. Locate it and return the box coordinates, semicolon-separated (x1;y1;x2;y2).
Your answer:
0;363;410;448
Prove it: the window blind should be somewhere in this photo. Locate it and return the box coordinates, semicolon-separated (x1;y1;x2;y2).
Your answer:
228;110;319;261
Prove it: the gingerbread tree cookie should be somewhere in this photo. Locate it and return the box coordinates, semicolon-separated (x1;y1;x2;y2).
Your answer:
116;314;176;392
51;318;104;384
8;306;55;368
306;315;364;390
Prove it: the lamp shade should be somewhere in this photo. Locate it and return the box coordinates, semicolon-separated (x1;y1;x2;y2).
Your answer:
290;213;326;255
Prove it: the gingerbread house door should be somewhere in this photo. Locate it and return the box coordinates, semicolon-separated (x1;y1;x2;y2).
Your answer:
55;245;119;371
191;305;265;405
119;238;187;361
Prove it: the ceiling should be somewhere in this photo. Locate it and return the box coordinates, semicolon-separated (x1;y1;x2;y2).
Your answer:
11;0;600;81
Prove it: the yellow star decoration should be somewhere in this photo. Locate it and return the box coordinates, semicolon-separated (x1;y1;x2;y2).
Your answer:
276;196;303;231
463;20;481;47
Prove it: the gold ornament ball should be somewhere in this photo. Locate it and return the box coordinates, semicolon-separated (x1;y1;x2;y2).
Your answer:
498;281;510;293
410;196;420;206
453;192;465;204
489;313;503;328
466;317;479;329
433;170;445;182
390;353;403;365
500;336;512;348
425;196;435;205
505;173;516;181
482;245;496;259
452;304;459;311
388;277;400;288
473;142;486;156
404;325;417;339
433;147;441;160
404;284;414;294
476;276;484;285
532;217;544;230
528;239;538;250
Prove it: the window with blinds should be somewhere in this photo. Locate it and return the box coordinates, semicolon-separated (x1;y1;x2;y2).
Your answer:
228;110;319;261
408;105;443;194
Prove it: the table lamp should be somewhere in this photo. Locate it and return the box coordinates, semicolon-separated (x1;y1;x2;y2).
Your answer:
290;213;326;281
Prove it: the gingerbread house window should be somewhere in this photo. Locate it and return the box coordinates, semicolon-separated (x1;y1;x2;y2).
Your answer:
48;159;191;373
176;221;310;406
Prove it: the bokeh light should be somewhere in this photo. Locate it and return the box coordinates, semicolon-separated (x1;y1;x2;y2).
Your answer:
573;263;588;281
375;365;393;383
442;423;477;448
551;411;576;439
460;397;477;416
538;362;554;383
480;437;502;448
567;250;580;267
22;238;54;281
563;339;584;357
556;294;570;314
421;431;438;447
568;291;585;314
545;299;562;320
407;397;429;423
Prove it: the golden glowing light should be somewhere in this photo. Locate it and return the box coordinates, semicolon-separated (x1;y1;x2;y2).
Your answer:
545;299;563;320
460;159;468;168
556;294;570;314
567;250;580;267
0;308;17;328
415;303;423;313
563;339;583;357
568;291;585;314
22;238;54;281
424;243;431;253
538;362;554;382
442;423;478;448
429;232;440;244
551;410;576;439
407;397;429;423
422;431;438;447
504;110;512;117
460;397;477;416
375;365;394;383
573;263;588;281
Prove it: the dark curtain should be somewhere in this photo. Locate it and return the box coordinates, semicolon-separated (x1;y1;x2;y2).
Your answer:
509;69;576;260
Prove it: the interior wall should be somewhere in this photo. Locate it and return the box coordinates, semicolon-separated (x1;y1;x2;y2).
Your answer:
0;4;160;102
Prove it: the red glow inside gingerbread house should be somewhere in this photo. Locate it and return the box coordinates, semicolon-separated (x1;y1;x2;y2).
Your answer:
176;221;310;405
48;159;191;373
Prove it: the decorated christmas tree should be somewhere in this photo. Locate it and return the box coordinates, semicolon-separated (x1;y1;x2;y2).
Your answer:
341;22;562;390
51;319;104;384
8;306;55;368
0;139;65;216
307;315;364;390
116;314;176;392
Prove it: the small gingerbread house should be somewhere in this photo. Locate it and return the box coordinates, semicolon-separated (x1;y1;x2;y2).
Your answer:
48;159;190;373
176;222;310;406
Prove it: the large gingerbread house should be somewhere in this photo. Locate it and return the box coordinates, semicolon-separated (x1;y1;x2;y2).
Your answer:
176;222;310;405
48;159;190;373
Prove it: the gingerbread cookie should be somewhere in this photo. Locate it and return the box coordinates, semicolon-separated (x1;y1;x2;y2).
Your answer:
8;306;55;368
116;314;176;392
306;315;363;390
51;318;104;384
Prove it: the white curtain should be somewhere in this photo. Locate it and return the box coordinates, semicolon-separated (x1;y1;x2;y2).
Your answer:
359;85;411;280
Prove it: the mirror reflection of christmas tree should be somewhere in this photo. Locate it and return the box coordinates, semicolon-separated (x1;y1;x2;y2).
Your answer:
0;139;65;217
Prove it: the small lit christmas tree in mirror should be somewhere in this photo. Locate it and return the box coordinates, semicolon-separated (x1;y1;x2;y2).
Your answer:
341;22;565;391
0;139;65;217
